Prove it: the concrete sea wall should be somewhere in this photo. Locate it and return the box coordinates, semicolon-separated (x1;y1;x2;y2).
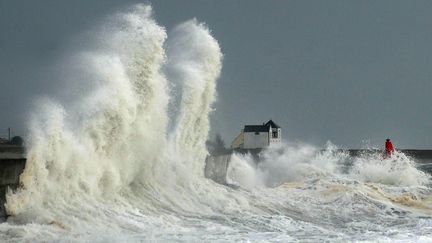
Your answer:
0;145;25;222
205;149;432;185
204;154;231;185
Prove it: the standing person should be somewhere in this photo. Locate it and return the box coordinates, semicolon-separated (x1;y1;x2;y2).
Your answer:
385;138;394;158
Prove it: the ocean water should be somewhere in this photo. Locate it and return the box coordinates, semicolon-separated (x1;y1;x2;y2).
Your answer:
1;4;431;242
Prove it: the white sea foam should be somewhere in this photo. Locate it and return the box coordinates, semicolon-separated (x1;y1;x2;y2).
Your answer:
1;4;432;242
227;142;430;188
350;151;430;186
5;3;233;226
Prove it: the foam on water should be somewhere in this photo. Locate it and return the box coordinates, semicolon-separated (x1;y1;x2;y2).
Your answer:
228;142;430;188
226;142;432;241
1;4;432;242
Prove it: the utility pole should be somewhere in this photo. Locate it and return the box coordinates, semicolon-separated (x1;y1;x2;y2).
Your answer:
8;127;10;142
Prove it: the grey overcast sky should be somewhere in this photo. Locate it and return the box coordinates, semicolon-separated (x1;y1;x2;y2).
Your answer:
1;0;431;148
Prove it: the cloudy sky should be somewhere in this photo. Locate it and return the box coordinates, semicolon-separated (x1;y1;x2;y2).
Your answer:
1;0;431;148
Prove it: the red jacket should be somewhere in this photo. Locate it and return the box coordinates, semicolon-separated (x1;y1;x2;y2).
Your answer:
385;141;394;153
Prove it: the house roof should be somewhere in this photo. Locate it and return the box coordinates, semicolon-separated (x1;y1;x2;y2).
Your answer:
265;120;281;128
243;125;270;133
243;120;281;133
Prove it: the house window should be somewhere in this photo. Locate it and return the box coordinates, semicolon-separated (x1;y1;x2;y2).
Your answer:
272;131;278;138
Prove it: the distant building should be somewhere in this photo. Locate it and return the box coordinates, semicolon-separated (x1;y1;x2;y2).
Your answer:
10;136;24;146
231;120;281;149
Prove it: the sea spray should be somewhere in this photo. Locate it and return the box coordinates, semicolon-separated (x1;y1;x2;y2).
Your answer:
226;153;263;188
5;4;226;222
167;19;222;175
350;151;431;186
227;142;430;188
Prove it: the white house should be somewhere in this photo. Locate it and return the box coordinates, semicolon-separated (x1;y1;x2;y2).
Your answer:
231;120;281;149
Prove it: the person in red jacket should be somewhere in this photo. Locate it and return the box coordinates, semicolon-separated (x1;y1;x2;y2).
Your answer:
384;138;394;158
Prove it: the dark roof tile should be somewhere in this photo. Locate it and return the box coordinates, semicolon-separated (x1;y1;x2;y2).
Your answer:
265;120;280;128
244;125;270;133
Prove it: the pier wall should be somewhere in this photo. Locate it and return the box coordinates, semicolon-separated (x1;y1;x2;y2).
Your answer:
205;149;432;185
0;145;25;222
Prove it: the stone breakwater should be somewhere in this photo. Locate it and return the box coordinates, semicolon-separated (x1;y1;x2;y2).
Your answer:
205;149;432;185
0;145;25;221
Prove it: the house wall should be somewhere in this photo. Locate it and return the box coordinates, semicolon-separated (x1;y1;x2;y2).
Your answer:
231;132;244;149
269;128;282;145
243;131;269;149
